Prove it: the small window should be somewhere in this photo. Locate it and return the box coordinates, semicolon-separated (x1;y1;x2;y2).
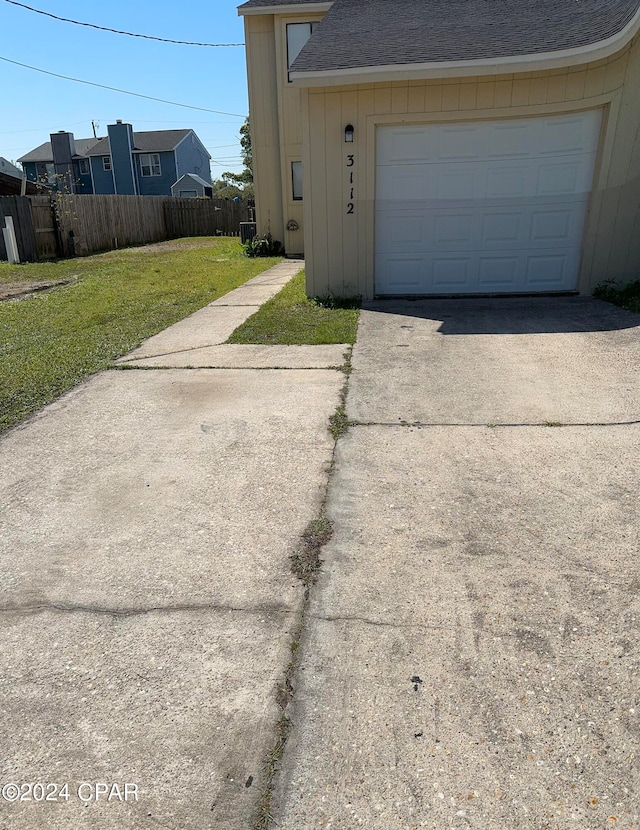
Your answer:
291;161;303;201
140;153;161;177
286;22;315;79
103;156;111;171
36;162;56;184
78;158;90;175
179;190;198;198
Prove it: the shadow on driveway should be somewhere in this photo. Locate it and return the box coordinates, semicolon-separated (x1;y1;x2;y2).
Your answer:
364;296;640;335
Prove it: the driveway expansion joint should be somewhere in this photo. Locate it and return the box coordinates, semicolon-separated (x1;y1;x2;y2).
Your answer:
254;346;354;830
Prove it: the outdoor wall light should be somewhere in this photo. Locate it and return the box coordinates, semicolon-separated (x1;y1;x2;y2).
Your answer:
344;124;355;143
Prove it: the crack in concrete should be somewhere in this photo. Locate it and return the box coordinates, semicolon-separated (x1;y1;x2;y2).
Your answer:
113;365;344;372
307;612;442;630
350;419;640;428
0;601;293;619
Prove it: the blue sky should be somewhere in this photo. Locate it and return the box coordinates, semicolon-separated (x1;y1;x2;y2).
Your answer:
0;0;248;178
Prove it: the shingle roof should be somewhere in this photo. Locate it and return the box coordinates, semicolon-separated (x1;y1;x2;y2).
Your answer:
239;0;331;8
173;173;211;188
87;130;193;156
18;138;101;163
18;130;198;163
0;157;23;178
290;0;640;73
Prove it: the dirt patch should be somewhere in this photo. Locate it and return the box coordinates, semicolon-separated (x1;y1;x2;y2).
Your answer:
0;280;71;301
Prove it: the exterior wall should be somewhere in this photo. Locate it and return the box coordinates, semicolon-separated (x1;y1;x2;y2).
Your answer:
133;152;177;196
175;133;212;184
23;162;39;184
89;156;115;194
300;40;640;297
244;10;326;255
244;15;285;244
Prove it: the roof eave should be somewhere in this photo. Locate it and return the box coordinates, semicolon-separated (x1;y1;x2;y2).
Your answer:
239;2;332;16
290;10;640;87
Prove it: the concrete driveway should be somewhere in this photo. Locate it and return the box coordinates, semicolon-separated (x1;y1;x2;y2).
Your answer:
275;297;640;828
0;262;347;830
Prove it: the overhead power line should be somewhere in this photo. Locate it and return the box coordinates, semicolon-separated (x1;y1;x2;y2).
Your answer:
2;0;244;46
0;55;247;117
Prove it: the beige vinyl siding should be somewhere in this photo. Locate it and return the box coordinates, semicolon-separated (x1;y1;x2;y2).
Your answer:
244;15;284;242
303;41;640;297
244;11;325;254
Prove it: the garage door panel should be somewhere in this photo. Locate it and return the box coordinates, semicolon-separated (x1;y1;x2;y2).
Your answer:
481;213;523;245
436;125;483;160
375;111;601;295
375;255;426;292
539;115;601;155
525;249;581;288
478;255;522;289
432;256;476;290
536;157;596;196
488;121;541;159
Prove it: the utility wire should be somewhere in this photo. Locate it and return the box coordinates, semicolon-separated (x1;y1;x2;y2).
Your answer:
2;0;244;46
0;55;247;117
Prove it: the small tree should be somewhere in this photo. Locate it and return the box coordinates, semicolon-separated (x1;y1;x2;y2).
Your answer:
221;117;253;198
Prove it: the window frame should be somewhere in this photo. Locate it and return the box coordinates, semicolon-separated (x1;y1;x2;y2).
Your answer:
78;158;90;175
286;22;316;81
140;153;162;177
102;156;112;171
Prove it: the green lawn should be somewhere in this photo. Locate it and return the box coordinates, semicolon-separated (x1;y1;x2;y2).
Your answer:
227;270;360;345
594;279;640;314
0;238;280;432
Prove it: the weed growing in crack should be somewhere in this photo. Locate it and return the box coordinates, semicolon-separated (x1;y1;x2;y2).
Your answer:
290;517;333;586
329;404;350;440
255;714;293;830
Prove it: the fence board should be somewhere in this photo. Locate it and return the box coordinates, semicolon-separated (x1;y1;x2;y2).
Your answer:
0;196;38;262
28;195;58;259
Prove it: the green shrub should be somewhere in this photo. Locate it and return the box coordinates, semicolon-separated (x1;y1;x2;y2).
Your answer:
594;278;640;313
243;233;284;258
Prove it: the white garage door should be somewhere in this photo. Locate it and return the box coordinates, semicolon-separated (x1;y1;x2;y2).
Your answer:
375;111;602;295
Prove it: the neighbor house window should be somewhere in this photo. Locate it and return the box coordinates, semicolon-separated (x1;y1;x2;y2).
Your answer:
286;22;316;79
140;153;161;177
291;161;303;200
78;158;90;175
36;162;56;184
179;190;198;198
103;156;111;171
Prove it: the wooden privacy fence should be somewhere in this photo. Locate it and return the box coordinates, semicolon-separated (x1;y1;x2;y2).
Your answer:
164;198;249;238
0;194;252;262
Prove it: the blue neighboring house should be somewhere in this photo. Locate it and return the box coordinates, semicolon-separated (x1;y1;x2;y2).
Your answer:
18;121;212;196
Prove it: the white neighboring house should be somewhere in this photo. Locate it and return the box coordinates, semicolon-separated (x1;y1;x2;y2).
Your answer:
171;173;213;199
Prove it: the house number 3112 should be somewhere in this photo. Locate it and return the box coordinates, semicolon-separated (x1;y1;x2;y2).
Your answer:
346;154;355;215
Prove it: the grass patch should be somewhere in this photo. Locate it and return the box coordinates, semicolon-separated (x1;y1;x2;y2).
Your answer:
0;238;280;432
594;279;640;314
227;270;360;345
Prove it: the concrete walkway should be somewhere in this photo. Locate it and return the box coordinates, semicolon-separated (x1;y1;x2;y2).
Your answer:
274;297;640;829
0;261;348;830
